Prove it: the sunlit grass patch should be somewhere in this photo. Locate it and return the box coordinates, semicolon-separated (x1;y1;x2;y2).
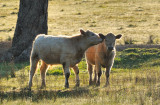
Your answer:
114;48;160;68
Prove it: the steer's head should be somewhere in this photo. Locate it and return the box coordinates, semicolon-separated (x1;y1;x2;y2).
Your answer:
80;29;104;46
102;33;122;51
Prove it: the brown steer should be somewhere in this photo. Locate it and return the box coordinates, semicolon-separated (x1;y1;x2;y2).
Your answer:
85;33;122;86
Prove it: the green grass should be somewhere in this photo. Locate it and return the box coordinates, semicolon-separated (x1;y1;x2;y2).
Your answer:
114;48;160;68
0;48;160;104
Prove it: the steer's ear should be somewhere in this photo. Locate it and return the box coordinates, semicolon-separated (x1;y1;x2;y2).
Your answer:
80;29;86;35
116;34;122;39
99;33;105;40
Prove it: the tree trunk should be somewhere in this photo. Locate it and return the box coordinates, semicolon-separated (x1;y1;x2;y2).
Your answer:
1;0;48;62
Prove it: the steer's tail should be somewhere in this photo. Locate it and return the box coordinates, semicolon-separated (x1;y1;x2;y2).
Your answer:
29;47;39;88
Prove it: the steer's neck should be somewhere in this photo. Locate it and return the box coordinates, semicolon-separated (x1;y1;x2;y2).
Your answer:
79;42;88;53
79;40;93;53
70;35;88;55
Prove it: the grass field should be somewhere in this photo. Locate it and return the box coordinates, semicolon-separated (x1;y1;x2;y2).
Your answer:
0;48;160;105
0;0;160;105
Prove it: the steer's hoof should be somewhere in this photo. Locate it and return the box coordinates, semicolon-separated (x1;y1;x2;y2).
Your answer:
89;80;97;86
41;85;46;89
28;85;32;90
65;84;69;88
26;87;31;91
75;80;80;87
96;82;100;86
104;84;108;87
104;82;110;87
89;81;94;86
75;83;80;87
29;82;32;89
89;81;92;86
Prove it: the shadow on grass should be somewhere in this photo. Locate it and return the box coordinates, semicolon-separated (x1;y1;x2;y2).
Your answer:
0;87;91;103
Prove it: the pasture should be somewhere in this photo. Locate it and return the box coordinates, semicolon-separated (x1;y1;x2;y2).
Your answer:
0;0;160;104
0;48;160;105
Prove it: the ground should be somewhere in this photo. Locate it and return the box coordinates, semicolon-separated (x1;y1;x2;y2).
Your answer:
0;48;160;105
0;0;160;105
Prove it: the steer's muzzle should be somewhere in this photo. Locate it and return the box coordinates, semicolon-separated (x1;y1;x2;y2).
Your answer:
108;47;113;51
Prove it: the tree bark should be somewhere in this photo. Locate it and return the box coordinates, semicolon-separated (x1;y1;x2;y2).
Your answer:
1;0;48;62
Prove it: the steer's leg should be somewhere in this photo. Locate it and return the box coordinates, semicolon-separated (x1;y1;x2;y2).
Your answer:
93;66;97;84
105;66;111;86
95;63;101;86
40;61;48;88
63;62;70;88
29;53;39;89
87;63;93;85
72;65;80;87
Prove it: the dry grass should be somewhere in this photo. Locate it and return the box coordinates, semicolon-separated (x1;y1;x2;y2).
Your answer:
46;0;160;44
0;0;160;44
0;0;19;40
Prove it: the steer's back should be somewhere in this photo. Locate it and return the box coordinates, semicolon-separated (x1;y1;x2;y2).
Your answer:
32;34;74;64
